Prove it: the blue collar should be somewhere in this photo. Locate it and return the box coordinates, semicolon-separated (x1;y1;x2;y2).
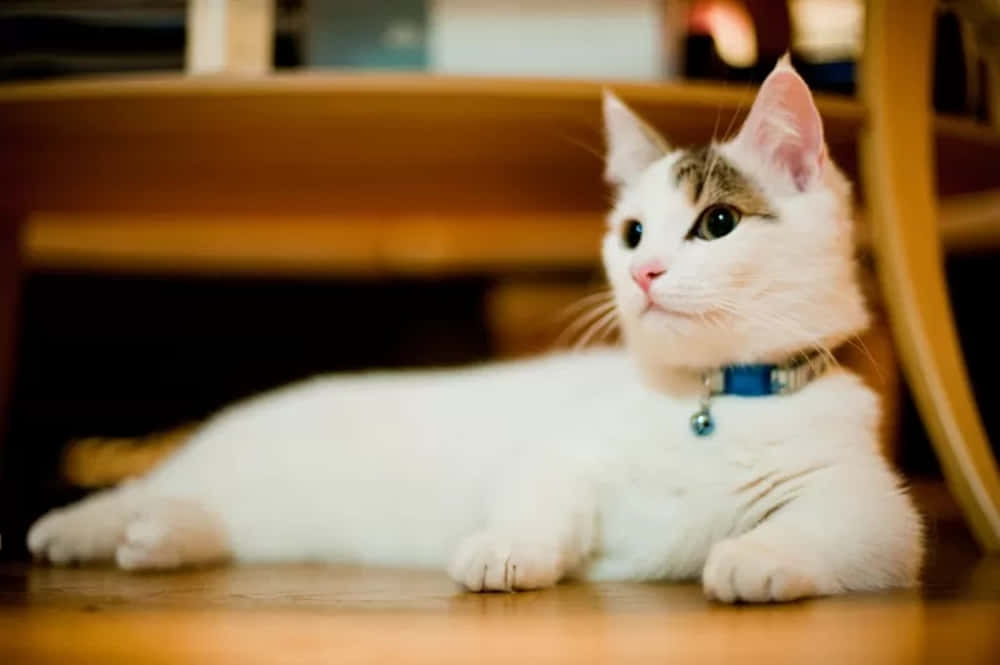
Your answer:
689;354;833;436
705;355;833;397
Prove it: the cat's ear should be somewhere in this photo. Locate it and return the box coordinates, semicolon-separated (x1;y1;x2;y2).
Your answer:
732;55;825;191
603;89;669;187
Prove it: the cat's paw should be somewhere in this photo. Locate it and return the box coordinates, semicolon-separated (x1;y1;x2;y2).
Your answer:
114;514;189;570
448;530;566;592
27;494;134;565
28;493;227;570
116;500;228;571
702;537;822;603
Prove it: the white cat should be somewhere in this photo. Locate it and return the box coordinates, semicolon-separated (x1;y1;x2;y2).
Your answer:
27;58;922;603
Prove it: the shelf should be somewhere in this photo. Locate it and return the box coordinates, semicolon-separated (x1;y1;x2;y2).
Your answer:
3;73;998;275
22;211;605;276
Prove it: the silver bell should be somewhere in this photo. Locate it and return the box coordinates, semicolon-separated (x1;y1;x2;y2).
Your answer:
690;409;715;436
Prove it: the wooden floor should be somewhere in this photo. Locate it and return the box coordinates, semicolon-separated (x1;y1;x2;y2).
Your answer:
1;488;999;664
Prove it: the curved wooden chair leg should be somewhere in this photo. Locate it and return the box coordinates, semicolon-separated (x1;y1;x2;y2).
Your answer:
988;57;1000;131
860;0;1000;550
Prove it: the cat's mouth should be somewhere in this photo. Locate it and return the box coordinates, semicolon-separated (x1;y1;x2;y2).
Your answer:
641;301;702;320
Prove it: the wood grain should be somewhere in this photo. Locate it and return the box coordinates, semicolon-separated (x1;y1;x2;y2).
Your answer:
21;212;605;276
1;518;997;665
0;74;997;227
1;70;993;278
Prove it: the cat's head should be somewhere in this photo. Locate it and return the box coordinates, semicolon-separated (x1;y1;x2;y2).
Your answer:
601;57;868;371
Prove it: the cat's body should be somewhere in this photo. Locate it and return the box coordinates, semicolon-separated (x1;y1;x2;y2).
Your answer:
27;58;923;602
28;349;917;598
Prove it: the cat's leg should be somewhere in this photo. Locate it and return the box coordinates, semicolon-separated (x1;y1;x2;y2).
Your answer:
448;468;597;592
28;485;229;570
702;461;923;603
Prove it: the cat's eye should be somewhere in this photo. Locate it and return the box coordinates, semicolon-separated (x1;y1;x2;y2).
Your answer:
622;219;643;249
694;205;741;241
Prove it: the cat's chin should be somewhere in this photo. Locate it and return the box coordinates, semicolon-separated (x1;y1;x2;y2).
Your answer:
625;307;729;361
639;302;705;321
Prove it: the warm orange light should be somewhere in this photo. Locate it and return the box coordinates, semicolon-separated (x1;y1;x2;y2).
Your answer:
690;0;758;68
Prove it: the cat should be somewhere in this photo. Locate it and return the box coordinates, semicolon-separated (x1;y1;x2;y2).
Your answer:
26;57;923;603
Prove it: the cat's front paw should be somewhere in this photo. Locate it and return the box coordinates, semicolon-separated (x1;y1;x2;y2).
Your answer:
448;530;565;592
702;537;826;603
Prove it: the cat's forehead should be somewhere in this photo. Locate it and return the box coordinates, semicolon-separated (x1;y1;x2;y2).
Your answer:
627;145;776;220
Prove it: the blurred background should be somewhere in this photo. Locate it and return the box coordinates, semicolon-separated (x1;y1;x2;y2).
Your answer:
2;0;994;106
0;0;998;559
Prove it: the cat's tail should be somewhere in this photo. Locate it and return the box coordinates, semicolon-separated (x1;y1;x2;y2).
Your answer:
60;424;197;489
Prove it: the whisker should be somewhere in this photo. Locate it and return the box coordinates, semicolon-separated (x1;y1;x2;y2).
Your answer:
595;310;622;345
551;290;614;324
708;298;840;369
844;334;885;382
598;324;620;345
709;80;726;146
555;131;607;166
554;301;617;349
574;308;620;350
720;77;757;143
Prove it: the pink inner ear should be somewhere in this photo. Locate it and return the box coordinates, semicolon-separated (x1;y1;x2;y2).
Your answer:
736;69;824;191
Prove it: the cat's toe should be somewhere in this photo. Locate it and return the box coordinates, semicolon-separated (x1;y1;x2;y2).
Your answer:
448;531;511;591
702;537;819;603
448;531;563;592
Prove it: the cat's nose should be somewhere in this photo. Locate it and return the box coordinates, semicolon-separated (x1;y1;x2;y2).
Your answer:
631;260;666;293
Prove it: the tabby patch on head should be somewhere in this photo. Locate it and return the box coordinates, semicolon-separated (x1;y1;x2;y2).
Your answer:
672;146;776;219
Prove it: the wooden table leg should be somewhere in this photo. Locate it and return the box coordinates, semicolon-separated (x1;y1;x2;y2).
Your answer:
860;0;1000;550
0;216;20;445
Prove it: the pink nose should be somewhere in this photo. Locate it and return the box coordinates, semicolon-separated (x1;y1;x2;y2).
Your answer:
631;260;666;293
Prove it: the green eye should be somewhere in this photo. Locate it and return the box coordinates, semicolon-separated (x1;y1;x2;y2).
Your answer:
694;205;742;241
623;219;643;249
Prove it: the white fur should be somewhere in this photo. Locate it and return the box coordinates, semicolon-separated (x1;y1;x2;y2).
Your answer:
27;61;923;602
